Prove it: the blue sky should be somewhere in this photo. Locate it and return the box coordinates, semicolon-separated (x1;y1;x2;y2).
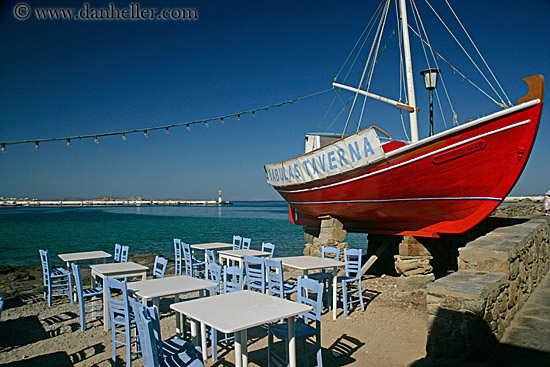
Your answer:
1;0;549;201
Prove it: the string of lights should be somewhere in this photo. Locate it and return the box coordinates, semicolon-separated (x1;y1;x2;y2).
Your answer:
1;88;333;153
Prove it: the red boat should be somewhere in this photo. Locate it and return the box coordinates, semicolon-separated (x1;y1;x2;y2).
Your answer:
264;1;544;238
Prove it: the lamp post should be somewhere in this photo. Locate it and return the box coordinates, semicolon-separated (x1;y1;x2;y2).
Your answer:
420;68;440;136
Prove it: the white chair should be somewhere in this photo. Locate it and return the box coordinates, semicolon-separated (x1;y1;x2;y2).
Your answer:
309;246;340;310
152;256;168;279
244;255;266;293
182;242;205;278
174;238;182;276
265;258;297;300
337;248;365;317
268;276;324;367
71;263;103;331
121;245;129;262
210;266;243;360
114;243;122;262
39;249;73;307
105;278;138;367
261;242;275;257
241;237;251;249
131;300;203;367
232;235;242;250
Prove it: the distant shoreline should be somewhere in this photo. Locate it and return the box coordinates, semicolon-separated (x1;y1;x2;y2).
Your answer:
0;199;233;207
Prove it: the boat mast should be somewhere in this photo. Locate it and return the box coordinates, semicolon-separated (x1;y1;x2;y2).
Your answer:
399;0;419;142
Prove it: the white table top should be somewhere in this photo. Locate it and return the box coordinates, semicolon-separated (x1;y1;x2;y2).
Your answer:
170;290;312;334
127;275;216;299
58;250;112;262
90;262;148;277
190;242;234;250
274;255;347;271
217;249;271;259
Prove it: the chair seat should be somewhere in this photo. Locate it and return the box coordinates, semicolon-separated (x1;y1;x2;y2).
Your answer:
82;287;103;297
309;272;334;281
51;267;71;277
337;275;359;283
269;319;317;340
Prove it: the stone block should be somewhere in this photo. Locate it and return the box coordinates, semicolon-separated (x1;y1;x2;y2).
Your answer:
396;273;435;292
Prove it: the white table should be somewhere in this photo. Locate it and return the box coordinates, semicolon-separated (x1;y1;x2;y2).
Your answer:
127;275;216;334
191;242;234;261
217;249;271;268
274;255;346;320
90;262;148;331
170;290;312;367
58;250;112;267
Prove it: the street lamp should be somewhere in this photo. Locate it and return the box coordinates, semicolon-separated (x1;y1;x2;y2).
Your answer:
420;68;440;136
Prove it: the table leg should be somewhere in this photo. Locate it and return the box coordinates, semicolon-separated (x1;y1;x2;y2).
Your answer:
141;271;146;281
200;321;208;363
174;295;181;335
332;267;338;320
241;329;248;366
153;298;159;309
235;330;243;367
190;319;198;346
287;317;296;367
91;269;97;287
102;276;109;331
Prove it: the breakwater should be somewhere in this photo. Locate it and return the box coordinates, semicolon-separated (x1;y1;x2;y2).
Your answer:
0;199;232;206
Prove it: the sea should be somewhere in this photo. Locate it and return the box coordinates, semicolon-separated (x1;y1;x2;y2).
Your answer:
0;201;368;268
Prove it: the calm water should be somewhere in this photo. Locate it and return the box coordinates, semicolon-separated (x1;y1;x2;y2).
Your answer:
0;201;367;267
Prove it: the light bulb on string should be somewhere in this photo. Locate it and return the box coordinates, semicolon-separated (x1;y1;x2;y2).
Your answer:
94;136;99;144
221;118;224;125
1;143;6;153
144;130;149;138
252;111;256;117
35;141;40;150
122;133;127;141
66;139;72;147
187;125;191;131
205;122;209;128
165;128;170;134
237;115;240;121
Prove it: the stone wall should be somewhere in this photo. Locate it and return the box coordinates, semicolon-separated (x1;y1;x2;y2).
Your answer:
425;217;550;361
303;216;348;261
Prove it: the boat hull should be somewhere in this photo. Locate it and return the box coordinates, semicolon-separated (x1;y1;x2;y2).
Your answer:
272;100;543;237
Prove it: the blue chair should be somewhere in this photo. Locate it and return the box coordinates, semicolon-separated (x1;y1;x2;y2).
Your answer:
114;243;122;262
309;246;340;311
131;300;203;367
223;266;244;293
205;262;222;296
337;248;365;317
205;249;216;266
241;237;251;250
121;245;130;262
153;256;168;279
261;242;275;257
243;255;265;293
268;276;324;367
39;249;73;307
105;278;138;367
209;266;243;360
265;259;297;300
174;238;183;276
182;243;205;278
232;235;242;250
71;263;103;331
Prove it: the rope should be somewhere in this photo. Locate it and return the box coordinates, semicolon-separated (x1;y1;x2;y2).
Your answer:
423;0;508;109
0;88;333;151
443;0;512;107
